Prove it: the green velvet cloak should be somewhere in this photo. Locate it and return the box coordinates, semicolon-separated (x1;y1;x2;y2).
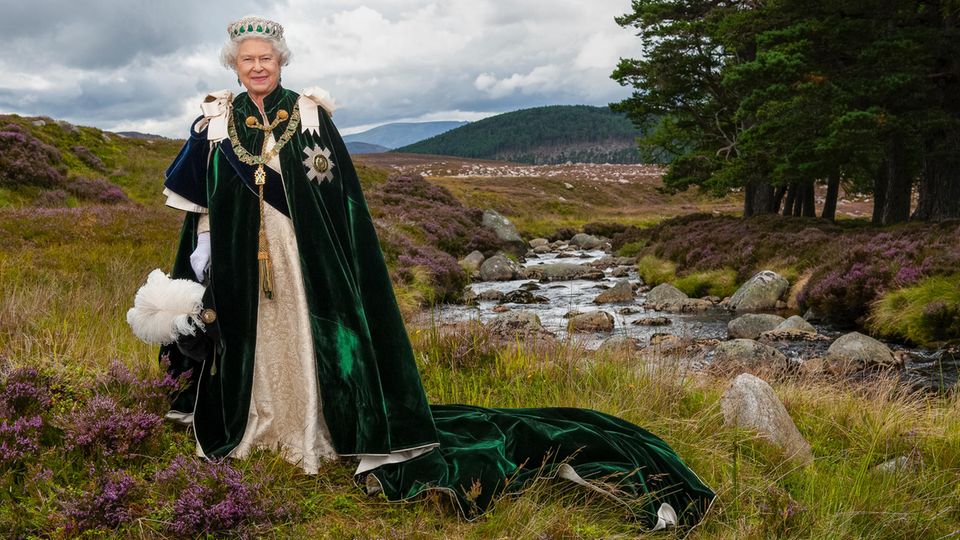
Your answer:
162;85;714;529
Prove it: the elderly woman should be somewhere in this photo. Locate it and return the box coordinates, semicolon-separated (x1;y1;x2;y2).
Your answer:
158;15;714;528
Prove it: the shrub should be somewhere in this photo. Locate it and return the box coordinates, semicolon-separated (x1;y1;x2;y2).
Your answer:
61;394;163;458
583;221;628;238
70;145;108;172
154;456;291;537
0;124;65;188
62;469;140;533
64;176;129;204
34;189;70;207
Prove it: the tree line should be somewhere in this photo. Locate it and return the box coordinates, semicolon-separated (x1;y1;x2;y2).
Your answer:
611;0;960;223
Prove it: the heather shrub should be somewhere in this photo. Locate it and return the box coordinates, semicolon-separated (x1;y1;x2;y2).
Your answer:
60;394;163;458
70;145;108;172
583;221;628;238
550;227;577;242
34;189;70;207
153;455;291;538
62;468;140;533
0;124;65;188
378;225;467;304
374;173;502;257
64;176;130;204
619;214;960;329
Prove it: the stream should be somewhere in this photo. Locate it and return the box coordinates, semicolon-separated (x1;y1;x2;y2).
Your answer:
431;245;959;393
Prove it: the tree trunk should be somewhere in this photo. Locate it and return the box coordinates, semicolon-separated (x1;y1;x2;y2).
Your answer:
772;185;787;214
822;170;840;221
782;183;797;216
802;181;816;217
872;161;887;225
792;183;804;216
880;131;912;225
744;181;776;217
913;133;960;222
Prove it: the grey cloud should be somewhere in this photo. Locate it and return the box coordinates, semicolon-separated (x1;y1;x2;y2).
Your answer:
4;1;262;69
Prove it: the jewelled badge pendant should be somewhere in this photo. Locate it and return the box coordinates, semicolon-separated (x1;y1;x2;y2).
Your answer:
303;144;336;183
254;164;267;185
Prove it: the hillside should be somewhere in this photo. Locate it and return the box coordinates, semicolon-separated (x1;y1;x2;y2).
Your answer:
346;141;390;154
0;115;183;207
343;121;469;149
396;105;643;164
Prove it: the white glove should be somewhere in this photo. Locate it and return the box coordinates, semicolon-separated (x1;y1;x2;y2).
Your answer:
190;231;211;282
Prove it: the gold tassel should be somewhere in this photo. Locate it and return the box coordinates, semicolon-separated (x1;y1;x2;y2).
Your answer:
258;250;273;299
256;166;273;300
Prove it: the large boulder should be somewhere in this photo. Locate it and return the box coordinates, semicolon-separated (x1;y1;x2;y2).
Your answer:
501;289;548;305
593;279;635;304
712;339;789;373
459;250;486;278
567;311;615;333
486;311;545;335
522;263;604;282
479;254;522;281
774;315;817;335
825;332;899;373
644;283;689;309
727;314;785;339
529;238;549;248
597;335;642;353
482;210;525;254
725;271;790;312
569;233;604;250
721;374;813;466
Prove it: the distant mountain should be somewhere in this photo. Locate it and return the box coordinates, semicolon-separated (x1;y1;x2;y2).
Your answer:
115;131;168;140
346;141;390;154
396;105;644;165
343;121;469;150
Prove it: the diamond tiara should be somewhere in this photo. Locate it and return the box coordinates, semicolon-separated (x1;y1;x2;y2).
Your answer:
227;16;284;40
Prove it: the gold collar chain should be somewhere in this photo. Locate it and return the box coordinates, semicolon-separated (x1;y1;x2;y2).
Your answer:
225;103;301;300
227;103;302;170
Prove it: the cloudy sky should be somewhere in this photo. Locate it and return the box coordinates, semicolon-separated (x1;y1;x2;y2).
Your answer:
0;0;642;138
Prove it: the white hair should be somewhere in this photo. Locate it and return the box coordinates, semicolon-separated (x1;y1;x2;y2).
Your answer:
219;35;292;71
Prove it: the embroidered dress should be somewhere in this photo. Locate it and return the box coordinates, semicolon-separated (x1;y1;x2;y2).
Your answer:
159;85;715;529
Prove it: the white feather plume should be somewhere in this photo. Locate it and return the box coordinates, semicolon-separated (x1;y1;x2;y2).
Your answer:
126;269;206;345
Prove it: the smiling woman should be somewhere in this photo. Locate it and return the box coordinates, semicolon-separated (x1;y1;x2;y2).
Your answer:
144;13;714;530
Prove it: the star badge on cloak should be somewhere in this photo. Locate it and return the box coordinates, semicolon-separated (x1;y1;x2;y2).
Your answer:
302;144;336;184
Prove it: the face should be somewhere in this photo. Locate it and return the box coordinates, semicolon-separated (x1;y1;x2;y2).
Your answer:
235;38;280;101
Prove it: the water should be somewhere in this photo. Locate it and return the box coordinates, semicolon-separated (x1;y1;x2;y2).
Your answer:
430;245;959;393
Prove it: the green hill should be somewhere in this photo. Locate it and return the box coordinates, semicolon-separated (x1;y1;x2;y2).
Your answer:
396;105;644;164
0;115;183;208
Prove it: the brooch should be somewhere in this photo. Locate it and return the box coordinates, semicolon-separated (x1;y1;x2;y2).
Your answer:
302;144;336;184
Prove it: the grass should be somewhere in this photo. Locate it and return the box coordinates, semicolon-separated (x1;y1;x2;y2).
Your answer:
3;204;960;538
869;273;960;346
674;268;739;299
427;174;738;239
636;255;678;286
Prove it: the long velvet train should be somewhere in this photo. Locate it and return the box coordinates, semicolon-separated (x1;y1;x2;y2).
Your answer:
361;405;715;529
